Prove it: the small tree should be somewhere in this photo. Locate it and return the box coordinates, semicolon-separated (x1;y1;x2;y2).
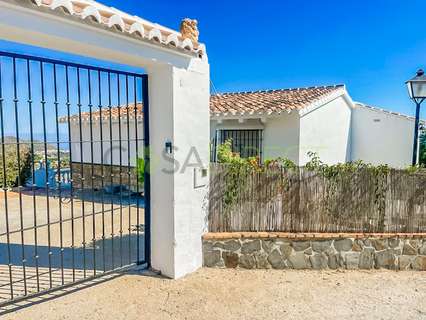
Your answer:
420;128;426;167
0;145;32;189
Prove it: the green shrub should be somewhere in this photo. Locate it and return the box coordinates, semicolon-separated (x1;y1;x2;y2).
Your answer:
137;157;145;185
0;145;32;189
420;129;426;167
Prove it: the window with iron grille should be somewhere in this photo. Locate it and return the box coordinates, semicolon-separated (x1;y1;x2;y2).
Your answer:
211;129;263;162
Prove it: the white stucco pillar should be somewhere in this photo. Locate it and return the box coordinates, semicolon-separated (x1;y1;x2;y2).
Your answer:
0;0;210;279
147;60;210;278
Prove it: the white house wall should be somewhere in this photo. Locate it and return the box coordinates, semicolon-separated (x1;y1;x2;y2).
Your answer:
350;105;414;168
263;112;300;163
69;120;144;167
299;96;352;165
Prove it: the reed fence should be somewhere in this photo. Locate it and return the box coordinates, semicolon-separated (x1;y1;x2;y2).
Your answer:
208;164;426;233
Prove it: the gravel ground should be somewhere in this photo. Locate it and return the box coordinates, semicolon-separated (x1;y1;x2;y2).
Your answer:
2;268;426;320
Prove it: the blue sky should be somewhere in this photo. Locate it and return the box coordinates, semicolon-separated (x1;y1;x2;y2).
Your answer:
2;0;426;118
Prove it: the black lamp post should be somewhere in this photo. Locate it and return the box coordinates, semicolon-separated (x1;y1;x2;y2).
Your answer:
406;69;426;166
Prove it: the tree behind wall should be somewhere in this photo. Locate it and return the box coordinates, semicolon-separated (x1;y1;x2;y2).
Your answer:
421;129;426;166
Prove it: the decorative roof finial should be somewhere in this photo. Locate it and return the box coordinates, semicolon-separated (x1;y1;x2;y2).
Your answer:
180;18;199;44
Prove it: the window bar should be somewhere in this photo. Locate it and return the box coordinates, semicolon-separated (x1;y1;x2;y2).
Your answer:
233;130;237;154
125;75;132;265
117;74;124;268
0;57;14;300
108;72;115;270
231;130;235;154
240;131;243;157
142;75;151;266
88;69;97;276
133;76;140;263
26;59;40;292
53;63;65;285
255;130;258;158
210;130;217;162
76;67;87;278
40;61;53;288
249;130;253;158
255;130;259;161
246;130;250;157
12;58;28;296
242;130;245;158
259;130;263;163
253;130;256;160
250;130;253;158
218;129;222;159
231;130;235;152
65;66;76;282
98;70;106;273
244;130;248;158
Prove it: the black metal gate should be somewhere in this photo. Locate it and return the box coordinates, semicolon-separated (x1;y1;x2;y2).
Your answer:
0;51;150;306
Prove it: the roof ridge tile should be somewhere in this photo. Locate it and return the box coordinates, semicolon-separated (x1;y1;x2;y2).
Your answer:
212;84;344;97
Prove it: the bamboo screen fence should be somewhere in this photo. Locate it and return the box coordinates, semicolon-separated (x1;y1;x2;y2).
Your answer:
208;164;426;233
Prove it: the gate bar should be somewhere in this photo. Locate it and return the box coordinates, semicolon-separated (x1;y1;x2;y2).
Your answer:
12;57;28;296
0;55;14;299
40;61;54;289
26;59;41;292
142;75;151;267
88;69;97;276
98;70;107;273
53;63;66;286
0;51;143;78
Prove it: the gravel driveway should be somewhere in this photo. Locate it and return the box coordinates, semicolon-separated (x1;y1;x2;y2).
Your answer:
2;268;426;320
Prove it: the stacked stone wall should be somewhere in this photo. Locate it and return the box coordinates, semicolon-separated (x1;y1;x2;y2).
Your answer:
203;233;426;271
71;162;139;192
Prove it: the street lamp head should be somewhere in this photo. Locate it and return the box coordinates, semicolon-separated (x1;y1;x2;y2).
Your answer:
406;69;426;100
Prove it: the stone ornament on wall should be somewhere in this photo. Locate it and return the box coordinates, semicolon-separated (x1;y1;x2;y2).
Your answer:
180;18;199;44
203;235;426;271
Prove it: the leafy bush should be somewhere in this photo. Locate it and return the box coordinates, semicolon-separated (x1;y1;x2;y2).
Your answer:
420;129;426;167
137;157;145;185
216;139;296;208
0;145;32;189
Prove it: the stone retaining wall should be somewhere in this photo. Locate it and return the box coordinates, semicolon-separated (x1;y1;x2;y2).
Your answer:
72;162;139;192
203;233;426;271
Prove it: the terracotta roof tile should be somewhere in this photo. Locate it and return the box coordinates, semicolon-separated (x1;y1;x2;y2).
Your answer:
61;86;347;122
210;85;345;116
59;103;143;122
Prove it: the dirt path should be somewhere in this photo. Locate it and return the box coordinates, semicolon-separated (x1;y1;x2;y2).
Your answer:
0;191;145;302
2;268;426;320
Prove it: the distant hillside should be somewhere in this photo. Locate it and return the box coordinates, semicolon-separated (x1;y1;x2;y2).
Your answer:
3;136;62;153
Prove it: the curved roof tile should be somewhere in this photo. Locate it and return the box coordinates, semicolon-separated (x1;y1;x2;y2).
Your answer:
210;85;346;116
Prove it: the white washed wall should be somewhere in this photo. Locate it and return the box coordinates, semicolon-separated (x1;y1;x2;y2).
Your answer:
300;97;351;165
299;96;352;165
69;119;144;166
263;112;300;163
351;105;414;168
